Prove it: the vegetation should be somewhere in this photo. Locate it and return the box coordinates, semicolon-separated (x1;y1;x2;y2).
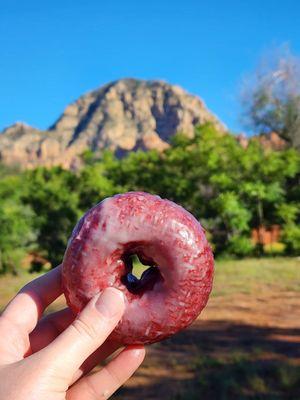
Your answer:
1;257;298;311
0;174;36;274
0;123;299;273
182;353;300;400
241;44;300;150
22;167;81;266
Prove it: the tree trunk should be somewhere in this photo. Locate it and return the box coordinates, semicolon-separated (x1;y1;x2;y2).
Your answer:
257;199;264;255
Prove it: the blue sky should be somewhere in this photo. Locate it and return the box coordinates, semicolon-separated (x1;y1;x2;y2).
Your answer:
1;0;300;134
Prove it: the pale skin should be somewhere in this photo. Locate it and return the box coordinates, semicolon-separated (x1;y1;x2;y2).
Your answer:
0;265;145;399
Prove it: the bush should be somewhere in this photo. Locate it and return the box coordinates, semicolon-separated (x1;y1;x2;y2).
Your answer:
0;200;36;274
226;236;255;258
263;242;286;255
22;167;82;266
281;224;300;255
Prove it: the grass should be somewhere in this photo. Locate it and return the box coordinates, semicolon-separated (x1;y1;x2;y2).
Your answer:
0;271;40;309
0;257;299;310
1;257;300;399
212;257;300;297
175;353;300;400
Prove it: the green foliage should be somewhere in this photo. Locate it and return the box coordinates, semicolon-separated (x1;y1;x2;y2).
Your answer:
213;193;251;234
263;242;286;255
78;151;122;211
281;224;300;254
0;123;299;273
0;175;36;274
277;202;299;223
106;149;164;195
237;141;298;232
227;236;255;257
276;202;300;254
22;167;81;267
241;45;300;149
212;192;252;255
107;124;299;257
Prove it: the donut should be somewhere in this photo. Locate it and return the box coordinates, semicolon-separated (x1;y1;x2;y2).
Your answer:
62;192;214;344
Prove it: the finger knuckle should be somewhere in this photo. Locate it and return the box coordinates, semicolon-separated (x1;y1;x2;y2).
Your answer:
105;366;122;387
71;317;98;341
84;377;105;399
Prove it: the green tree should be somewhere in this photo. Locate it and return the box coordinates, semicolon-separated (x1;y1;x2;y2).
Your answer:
237;141;299;253
1;121;297;269
22;167;81;267
277;203;300;254
212;192;253;256
106;149;163;194
0;175;36;274
241;45;300;149
106;124;251;254
105;123;299;257
78;151;123;211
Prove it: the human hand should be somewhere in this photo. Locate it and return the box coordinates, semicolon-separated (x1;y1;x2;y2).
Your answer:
0;265;145;399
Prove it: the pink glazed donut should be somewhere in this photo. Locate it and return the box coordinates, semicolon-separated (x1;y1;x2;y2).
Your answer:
62;192;214;344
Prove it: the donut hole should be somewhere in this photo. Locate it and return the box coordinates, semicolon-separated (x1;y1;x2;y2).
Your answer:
130;254;148;278
121;246;163;295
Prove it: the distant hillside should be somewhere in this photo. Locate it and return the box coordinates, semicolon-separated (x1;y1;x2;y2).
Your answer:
236;131;287;150
0;79;225;169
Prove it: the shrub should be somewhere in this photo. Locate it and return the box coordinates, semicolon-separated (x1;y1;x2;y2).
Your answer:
263;242;286;255
281;224;300;255
226;236;255;257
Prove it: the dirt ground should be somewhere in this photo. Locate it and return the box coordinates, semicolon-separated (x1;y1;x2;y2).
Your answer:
114;288;300;400
0;258;299;399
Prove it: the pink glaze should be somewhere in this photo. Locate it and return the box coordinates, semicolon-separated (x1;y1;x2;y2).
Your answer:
62;192;214;344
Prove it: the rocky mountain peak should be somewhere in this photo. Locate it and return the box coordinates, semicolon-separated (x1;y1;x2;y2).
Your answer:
0;78;225;169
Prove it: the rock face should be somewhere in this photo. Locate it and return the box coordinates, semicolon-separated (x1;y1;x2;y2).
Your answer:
236;131;287;150
0;123;64;168
0;79;225;169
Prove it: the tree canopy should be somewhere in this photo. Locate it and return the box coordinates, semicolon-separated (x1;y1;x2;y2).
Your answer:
241;45;300;149
0;123;299;274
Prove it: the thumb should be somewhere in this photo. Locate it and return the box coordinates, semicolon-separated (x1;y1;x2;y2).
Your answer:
43;287;125;377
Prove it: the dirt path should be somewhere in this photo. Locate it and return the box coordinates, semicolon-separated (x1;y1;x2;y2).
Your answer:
115;290;300;400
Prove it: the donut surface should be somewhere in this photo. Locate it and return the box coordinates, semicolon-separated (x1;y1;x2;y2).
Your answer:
62;192;214;344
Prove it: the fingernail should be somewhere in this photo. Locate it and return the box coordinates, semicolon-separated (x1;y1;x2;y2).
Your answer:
95;287;124;318
128;346;146;359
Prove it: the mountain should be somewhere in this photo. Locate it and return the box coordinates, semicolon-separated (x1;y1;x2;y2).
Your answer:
236;131;287;150
0;79;225;169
